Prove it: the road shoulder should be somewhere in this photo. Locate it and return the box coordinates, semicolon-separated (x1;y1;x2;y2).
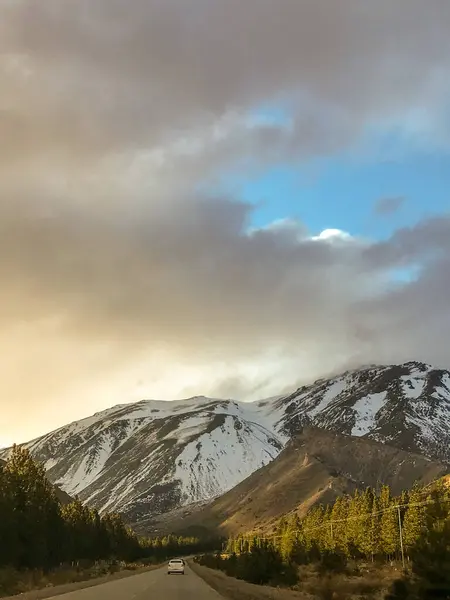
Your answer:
1;564;163;600
189;562;310;600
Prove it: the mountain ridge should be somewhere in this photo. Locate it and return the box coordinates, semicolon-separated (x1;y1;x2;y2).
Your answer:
1;360;449;528
138;426;449;537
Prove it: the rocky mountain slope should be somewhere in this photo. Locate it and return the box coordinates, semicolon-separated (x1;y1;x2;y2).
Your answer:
260;361;450;462
1;361;449;525
2;397;285;522
145;426;448;537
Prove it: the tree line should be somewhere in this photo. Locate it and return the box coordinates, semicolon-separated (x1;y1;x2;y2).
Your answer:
197;480;450;596
141;534;220;562
0;445;218;572
230;482;450;562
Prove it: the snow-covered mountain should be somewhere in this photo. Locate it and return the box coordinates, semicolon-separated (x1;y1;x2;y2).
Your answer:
2;361;449;524
7;397;285;522
260;361;450;462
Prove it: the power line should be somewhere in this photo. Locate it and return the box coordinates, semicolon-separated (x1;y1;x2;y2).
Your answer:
228;496;450;547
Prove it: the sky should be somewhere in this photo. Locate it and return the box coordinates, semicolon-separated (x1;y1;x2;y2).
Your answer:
1;0;450;447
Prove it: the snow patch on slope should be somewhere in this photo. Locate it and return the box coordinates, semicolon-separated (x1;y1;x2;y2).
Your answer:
400;367;429;399
310;378;347;416
351;392;388;436
253;395;289;435
165;414;212;445
59;431;119;496
406;397;450;444
433;373;450;401
44;458;58;470
173;415;282;504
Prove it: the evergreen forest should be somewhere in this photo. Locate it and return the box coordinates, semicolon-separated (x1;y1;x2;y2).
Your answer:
0;445;218;595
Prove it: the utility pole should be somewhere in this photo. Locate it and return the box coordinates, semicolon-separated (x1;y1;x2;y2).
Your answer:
397;505;406;570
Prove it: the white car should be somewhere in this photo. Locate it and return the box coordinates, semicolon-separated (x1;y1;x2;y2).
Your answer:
167;558;185;575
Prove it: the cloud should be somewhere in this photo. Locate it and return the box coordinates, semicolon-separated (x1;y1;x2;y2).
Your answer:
1;0;450;441
2;196;450;441
2;0;450;166
374;196;406;216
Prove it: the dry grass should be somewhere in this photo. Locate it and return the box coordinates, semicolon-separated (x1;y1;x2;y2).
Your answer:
190;560;402;600
300;562;402;600
0;561;162;600
190;561;313;600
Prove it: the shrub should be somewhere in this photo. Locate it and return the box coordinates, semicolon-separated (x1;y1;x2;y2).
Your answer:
318;550;348;574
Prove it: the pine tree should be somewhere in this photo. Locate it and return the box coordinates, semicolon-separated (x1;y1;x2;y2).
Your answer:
425;481;449;530
330;495;349;554
368;494;382;560
0;462;20;567
0;447;155;571
306;505;328;558
357;488;375;559
321;505;333;552
279;514;297;560
4;444;63;569
402;484;427;557
346;489;368;558
62;497;96;560
379;486;399;559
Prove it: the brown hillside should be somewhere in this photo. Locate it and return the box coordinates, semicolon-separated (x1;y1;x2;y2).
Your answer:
135;427;449;537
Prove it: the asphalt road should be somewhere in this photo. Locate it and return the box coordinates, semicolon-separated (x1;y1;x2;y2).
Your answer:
46;563;224;600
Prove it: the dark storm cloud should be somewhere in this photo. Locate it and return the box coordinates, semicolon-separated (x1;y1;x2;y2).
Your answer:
1;0;450;163
1;0;450;440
